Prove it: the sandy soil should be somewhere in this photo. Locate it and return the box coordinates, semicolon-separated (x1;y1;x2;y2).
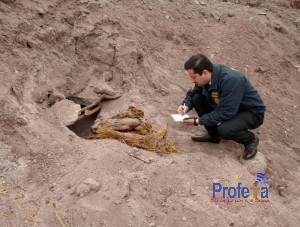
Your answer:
0;0;300;226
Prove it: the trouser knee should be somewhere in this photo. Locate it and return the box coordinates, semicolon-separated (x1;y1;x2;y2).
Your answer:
217;124;235;139
191;93;206;106
191;93;211;117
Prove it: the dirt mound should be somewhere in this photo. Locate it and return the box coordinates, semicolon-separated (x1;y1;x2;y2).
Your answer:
0;0;299;226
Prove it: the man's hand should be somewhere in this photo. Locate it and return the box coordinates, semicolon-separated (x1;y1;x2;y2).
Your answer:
182;117;199;126
177;104;188;115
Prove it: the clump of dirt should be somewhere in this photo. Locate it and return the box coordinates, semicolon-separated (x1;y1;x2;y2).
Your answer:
291;0;300;8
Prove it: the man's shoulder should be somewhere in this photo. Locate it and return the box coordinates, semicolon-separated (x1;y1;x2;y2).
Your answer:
211;64;246;90
217;65;245;83
219;64;244;76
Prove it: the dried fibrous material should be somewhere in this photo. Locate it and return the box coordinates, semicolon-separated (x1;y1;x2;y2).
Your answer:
113;106;144;119
134;123;153;135
96;106;178;153
97;124;178;154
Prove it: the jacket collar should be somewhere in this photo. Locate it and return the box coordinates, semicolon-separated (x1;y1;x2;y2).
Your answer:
208;64;220;91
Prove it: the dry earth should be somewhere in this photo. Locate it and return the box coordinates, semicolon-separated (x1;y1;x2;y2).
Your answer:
0;0;300;226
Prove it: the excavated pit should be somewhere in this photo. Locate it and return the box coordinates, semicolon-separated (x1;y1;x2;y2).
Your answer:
67;109;100;139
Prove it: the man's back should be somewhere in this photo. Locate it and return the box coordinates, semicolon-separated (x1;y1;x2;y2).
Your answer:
216;64;266;114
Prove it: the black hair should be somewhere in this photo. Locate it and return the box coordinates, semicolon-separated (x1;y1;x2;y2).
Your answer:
184;54;213;74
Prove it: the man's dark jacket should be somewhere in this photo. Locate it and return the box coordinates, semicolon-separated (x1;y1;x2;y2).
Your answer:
182;64;266;126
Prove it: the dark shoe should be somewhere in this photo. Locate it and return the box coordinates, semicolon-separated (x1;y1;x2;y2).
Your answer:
191;134;221;144
243;136;259;160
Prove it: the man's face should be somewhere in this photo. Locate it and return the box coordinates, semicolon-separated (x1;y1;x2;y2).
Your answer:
187;69;211;86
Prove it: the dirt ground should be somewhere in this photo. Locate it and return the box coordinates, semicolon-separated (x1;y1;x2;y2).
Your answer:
0;0;300;226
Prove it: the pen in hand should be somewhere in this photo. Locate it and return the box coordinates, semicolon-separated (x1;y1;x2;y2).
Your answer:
182;103;186;115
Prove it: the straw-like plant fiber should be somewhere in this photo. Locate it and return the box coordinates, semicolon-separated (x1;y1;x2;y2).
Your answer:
97;124;178;154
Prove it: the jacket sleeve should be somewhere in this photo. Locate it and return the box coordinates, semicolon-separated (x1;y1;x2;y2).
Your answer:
181;84;202;111
200;77;245;126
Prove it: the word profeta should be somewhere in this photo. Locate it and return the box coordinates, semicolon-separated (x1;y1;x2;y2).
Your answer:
212;182;268;199
211;173;270;202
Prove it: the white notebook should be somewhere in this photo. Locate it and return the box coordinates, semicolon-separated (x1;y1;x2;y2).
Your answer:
170;114;189;122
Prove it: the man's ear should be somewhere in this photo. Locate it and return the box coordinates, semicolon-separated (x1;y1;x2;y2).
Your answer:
202;70;209;77
202;69;208;76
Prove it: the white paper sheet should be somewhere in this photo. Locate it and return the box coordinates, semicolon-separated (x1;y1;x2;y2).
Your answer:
170;114;189;122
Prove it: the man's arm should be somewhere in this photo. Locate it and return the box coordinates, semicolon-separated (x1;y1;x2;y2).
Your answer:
199;77;245;126
181;84;202;111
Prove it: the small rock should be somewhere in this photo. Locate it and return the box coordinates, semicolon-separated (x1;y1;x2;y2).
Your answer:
182;216;187;221
274;23;287;33
91;47;115;65
254;67;267;74
228;13;235;17
211;11;221;21
149;223;156;227
53;194;62;201
65;16;75;26
35;97;44;104
48;89;65;106
66;187;76;195
76;183;91;197
148;6;153;10
103;71;113;82
18;22;34;32
83;178;101;191
293;18;300;27
246;0;262;7
239;152;267;175
73;10;82;18
165;15;170;19
114;199;122;204
37;8;46;15
45;197;50;204
199;1;207;5
93;86;115;96
87;2;99;10
69;89;98;106
189;188;197;196
82;9;90;14
37;27;57;43
51;99;81;126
